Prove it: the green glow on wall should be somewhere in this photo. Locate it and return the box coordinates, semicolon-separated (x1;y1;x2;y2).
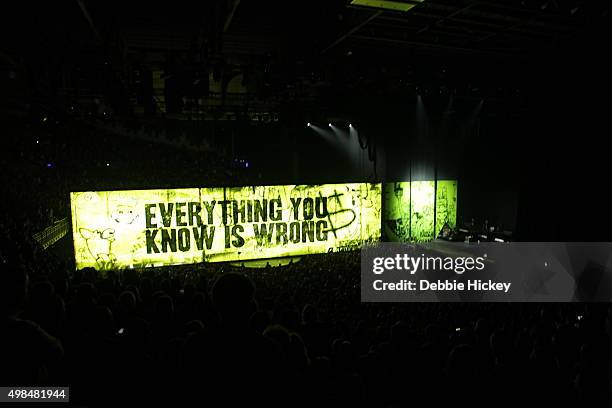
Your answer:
410;181;435;242
436;180;458;231
383;180;458;242
383;182;411;242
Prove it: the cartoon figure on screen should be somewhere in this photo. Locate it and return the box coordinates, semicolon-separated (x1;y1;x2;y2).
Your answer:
111;203;138;224
79;227;117;270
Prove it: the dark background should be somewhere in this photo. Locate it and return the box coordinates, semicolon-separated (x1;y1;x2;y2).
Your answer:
2;0;611;240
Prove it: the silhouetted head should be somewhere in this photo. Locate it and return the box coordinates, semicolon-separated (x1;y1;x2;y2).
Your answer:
29;280;54;304
474;317;492;341
183;283;196;300
288;333;310;369
302;304;318;325
139;278;153;301
183;319;204;336
333;340;354;370
264;324;290;349
154;295;174;316
118;290;136;313
490;329;512;363
92;305;115;337
0;259;28;317
212;273;256;327
125;285;141;302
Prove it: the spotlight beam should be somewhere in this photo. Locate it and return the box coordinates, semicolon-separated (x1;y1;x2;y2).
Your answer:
329;124;347;139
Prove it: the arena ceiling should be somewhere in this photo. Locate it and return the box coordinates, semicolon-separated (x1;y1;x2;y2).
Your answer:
97;0;608;58
5;0;610;118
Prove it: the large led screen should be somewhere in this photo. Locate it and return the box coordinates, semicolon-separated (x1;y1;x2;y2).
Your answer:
70;183;382;270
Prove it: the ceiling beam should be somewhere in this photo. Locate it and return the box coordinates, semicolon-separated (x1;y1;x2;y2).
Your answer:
419;2;577;32
350;34;524;57
474;0;576;25
322;10;383;54
416;2;477;34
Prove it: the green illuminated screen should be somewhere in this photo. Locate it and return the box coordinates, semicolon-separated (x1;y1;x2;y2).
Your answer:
383;180;457;242
70;183;382;270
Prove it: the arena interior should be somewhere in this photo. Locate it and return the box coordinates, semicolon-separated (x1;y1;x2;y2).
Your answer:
2;1;612;406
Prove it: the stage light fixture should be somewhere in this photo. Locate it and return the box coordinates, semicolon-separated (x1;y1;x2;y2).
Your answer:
328;123;332;127
307;122;311;127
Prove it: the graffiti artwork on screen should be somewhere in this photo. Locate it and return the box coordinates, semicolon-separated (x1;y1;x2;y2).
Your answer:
435;180;458;235
70;183;382;270
383;180;457;242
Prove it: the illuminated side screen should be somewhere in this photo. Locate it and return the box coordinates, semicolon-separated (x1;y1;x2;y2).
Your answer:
410;181;435;241
383;180;458;242
435;180;458;231
70;183;382;270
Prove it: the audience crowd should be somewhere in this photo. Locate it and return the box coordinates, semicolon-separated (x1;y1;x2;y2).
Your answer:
1;215;611;407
